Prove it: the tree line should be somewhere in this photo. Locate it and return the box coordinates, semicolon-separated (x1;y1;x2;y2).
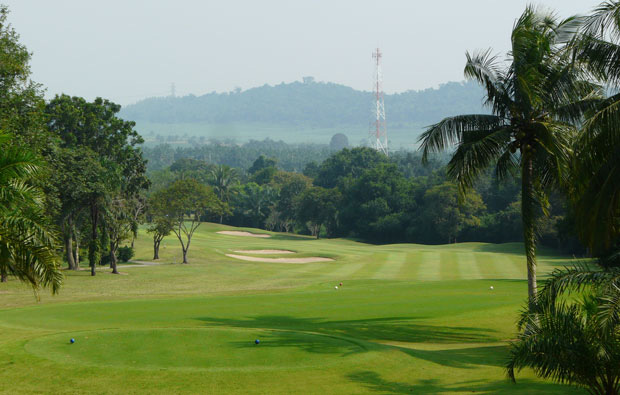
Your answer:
145;146;581;262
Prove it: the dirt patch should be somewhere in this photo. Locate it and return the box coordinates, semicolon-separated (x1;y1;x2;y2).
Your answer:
226;254;333;263
216;231;271;238
233;249;294;254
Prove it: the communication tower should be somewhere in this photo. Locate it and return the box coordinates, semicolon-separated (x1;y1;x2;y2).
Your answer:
370;48;388;155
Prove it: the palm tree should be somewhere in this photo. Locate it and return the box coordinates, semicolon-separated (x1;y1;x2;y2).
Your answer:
0;133;62;294
418;7;599;308
507;263;620;394
570;1;620;255
210;165;238;223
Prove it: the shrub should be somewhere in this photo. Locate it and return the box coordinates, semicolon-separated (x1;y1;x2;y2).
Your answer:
117;246;134;262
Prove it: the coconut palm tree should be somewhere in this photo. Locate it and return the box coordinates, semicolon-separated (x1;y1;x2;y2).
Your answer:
210;165;238;223
570;1;620;255
507;263;620;394
0;133;62;294
418;7;599;308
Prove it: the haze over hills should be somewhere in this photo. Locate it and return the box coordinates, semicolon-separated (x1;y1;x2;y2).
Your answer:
121;79;488;148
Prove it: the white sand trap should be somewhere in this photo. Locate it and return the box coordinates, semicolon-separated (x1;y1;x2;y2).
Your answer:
226;254;333;263
216;231;271;238
233;249;294;254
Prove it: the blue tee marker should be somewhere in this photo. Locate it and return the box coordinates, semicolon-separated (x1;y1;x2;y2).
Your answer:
255;339;260;345
70;338;75;344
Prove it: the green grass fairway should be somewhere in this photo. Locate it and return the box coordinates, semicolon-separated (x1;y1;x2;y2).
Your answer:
0;223;584;394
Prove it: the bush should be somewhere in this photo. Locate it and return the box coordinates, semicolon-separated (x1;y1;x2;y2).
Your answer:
117;246;134;262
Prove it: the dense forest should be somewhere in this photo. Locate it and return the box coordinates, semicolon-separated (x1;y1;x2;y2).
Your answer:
145;145;582;254
143;140;333;172
120;79;488;127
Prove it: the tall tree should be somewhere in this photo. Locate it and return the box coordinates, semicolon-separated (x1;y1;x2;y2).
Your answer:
103;195;137;274
0;133;62;293
210;165;239;223
421;182;485;244
272;171;312;233
418;7;598;308
46;95;149;275
241;183;277;229
571;1;620;255
155;179;224;264
146;192;174;260
296;186;339;239
0;6;61;292
0;6;50;153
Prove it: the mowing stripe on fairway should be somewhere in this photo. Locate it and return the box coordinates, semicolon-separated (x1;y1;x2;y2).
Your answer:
456;252;481;280
321;261;365;280
474;253;510;279
395;252;422;280
418;251;441;281
491;253;523;279
351;255;384;279
373;253;406;280
439;252;460;280
508;255;528;278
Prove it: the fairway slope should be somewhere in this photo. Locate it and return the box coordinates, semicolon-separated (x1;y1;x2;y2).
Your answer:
233;249;294;254
216;230;271;238
0;223;582;394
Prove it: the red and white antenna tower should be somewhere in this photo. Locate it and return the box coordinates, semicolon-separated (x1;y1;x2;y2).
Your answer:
370;48;388;155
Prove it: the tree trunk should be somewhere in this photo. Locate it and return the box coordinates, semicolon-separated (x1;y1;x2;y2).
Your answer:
153;235;161;260
0;266;7;283
89;205;98;277
73;230;80;270
522;153;538;310
64;233;76;270
182;248;188;264
110;242;119;275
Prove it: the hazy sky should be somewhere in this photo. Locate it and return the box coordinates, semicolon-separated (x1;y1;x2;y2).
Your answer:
7;0;602;105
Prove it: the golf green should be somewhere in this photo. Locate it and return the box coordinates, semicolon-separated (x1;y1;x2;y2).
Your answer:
0;223;585;394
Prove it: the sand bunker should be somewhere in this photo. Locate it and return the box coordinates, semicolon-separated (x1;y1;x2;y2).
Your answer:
226;254;333;263
233;249;294;254
216;231;271;238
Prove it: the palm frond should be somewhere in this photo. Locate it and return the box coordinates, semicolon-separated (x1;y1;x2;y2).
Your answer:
537;263;618;303
577;35;620;84
446;127;513;193
582;0;620;40
418;115;505;163
464;50;511;117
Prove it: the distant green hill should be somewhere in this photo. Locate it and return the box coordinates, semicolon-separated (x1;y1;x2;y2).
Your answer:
121;79;488;147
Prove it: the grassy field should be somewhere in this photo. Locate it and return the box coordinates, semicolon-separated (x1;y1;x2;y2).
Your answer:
0;223;584;394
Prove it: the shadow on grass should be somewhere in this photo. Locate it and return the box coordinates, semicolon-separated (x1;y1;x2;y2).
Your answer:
196;315;498;350
227;330;365;356
348;372;581;394
398;344;508;369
